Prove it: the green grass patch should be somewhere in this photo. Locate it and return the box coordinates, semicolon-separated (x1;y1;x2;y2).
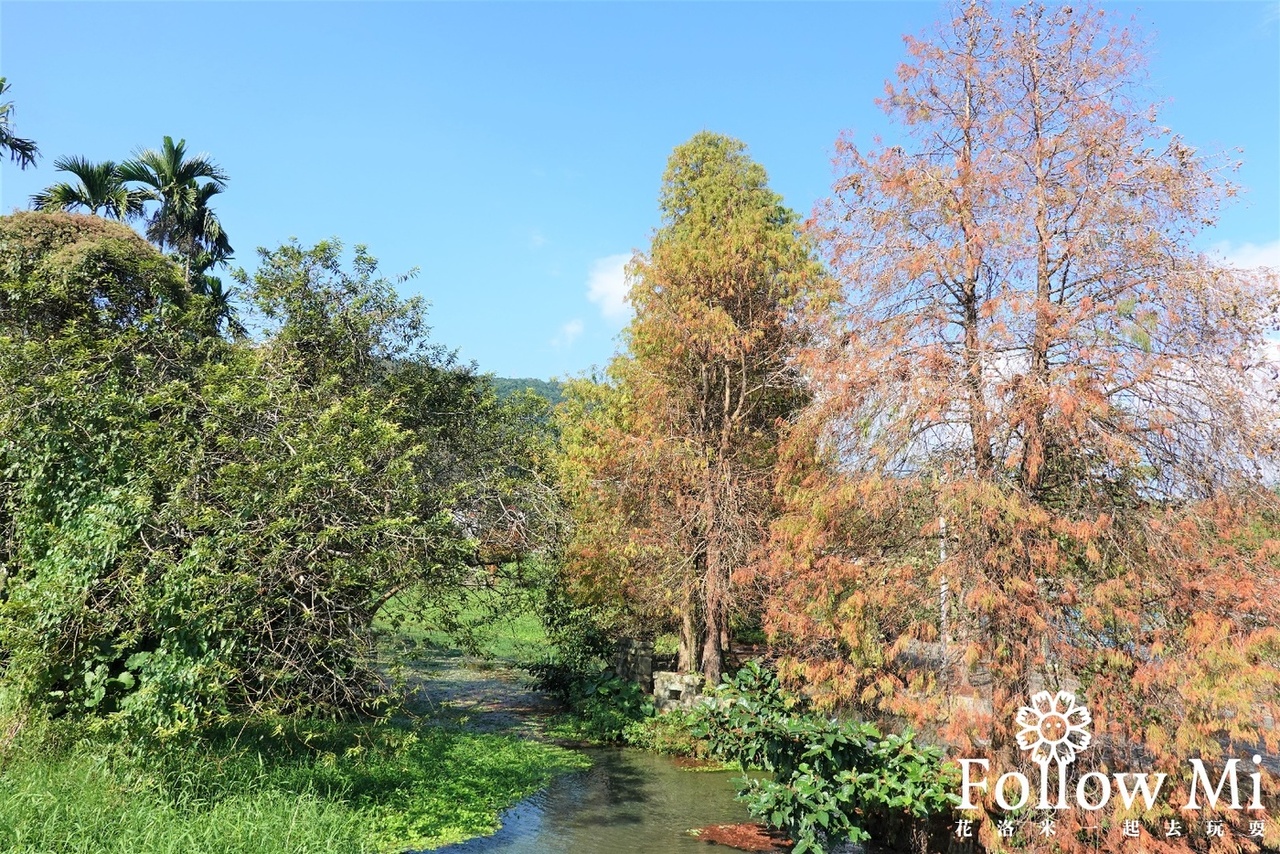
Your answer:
378;580;549;667
0;717;589;854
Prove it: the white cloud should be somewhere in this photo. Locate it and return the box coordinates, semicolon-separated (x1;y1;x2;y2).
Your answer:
551;318;583;349
528;229;547;250
1210;239;1280;270
586;253;633;322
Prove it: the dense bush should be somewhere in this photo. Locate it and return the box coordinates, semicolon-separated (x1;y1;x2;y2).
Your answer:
521;566;657;742
621;706;709;757
0;214;554;737
525;567;621;699
566;671;653;742
531;667;653;744
692;662;956;854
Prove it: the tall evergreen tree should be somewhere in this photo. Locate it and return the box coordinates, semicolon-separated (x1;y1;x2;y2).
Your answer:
559;133;829;682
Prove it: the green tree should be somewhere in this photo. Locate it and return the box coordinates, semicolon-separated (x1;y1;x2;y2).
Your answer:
239;239;563;573
0;219;555;734
120;136;231;281
30;156;147;220
234;239;433;387
0;78;38;169
559;133;829;682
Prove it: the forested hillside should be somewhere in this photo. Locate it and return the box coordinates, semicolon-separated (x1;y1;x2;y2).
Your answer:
491;376;565;407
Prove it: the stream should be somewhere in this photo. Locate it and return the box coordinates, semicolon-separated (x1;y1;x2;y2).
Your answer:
425;747;754;853
408;651;763;853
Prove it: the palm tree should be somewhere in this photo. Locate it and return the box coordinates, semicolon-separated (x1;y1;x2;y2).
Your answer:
120;136;231;280
30;156;147;220
0;77;39;169
172;180;232;264
197;273;248;339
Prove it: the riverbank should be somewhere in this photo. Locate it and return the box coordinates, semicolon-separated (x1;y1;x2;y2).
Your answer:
386;606;764;853
0;587;750;854
0;602;586;854
0;713;589;854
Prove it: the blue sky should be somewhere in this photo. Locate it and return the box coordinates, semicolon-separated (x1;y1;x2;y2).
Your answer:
2;2;1277;380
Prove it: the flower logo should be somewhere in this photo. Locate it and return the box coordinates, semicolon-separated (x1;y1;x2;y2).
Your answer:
1015;691;1092;766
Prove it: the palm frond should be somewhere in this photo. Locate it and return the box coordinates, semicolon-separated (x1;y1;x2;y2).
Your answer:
29;188;55;210
34;157;141;219
30;181;90;213
0;77;40;169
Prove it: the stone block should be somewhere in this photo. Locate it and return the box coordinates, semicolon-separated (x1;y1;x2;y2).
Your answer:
652;670;705;712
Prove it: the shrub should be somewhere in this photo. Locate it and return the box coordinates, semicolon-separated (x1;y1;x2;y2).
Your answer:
692;662;956;854
526;569;619;694
621;706;709;757
562;670;653;743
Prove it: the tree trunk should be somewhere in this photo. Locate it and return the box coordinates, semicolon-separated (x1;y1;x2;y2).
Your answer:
700;586;725;685
677;585;699;673
1023;37;1053;497
700;470;726;685
957;28;994;479
962;273;993;477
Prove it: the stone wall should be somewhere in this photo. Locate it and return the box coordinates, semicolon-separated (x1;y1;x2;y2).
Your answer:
652;671;706;712
613;638;710;711
613;638;654;693
611;637;716;711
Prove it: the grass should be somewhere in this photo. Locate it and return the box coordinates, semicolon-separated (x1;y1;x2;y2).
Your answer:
0;717;589;854
0;749;365;854
0;574;595;853
377;581;549;667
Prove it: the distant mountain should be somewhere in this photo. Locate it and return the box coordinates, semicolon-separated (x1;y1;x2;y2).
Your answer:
491;377;565;407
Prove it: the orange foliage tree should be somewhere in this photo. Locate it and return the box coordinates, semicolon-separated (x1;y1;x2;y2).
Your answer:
757;3;1280;850
558;132;830;683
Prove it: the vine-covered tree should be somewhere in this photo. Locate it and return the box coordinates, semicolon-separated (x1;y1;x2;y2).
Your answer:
0;215;557;736
758;3;1280;850
560;132;829;683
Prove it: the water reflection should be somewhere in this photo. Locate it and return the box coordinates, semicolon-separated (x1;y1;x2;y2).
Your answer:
425;748;751;853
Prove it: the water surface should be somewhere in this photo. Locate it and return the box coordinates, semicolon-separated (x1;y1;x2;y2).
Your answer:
426;747;753;853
